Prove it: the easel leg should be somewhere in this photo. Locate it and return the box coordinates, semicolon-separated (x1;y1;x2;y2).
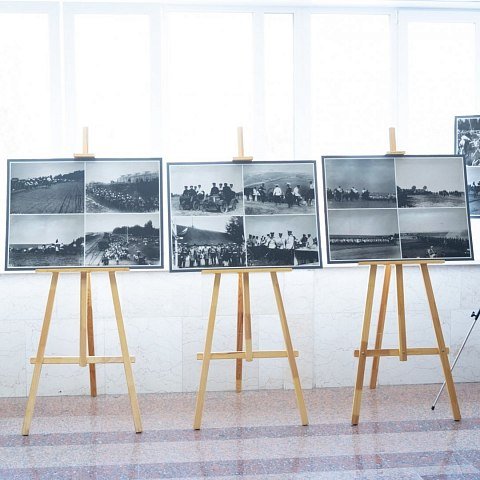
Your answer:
86;273;97;397
194;273;221;430
270;272;308;426
79;272;87;367
370;264;391;389
420;264;461;421
243;273;253;362
235;273;244;392
352;265;377;425
396;265;407;361
22;272;59;436
109;272;143;433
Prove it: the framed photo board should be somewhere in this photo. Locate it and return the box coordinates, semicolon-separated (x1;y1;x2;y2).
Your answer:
167;161;321;271
322;155;473;264
6;158;163;270
455;115;480;216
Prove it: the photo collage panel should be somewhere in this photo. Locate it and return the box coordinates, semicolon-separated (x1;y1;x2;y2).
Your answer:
455;115;480;217
167;161;321;271
323;155;473;263
6;158;163;270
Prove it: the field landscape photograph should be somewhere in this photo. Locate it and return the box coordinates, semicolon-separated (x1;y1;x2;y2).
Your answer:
466;166;480;216
9;161;84;214
85;213;161;267
242;162;316;215
86;160;160;213
8;214;84;268
244;214;319;267
395;156;466;208
169;163;244;216
327;209;401;262
324;157;397;209
398;208;471;259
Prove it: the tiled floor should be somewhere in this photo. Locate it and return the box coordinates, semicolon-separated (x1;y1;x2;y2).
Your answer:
0;383;480;479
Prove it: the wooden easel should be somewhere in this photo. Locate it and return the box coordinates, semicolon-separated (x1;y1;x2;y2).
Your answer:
22;268;142;435
194;128;307;429
351;260;460;425
351;128;460;425
22;130;141;435
193;269;308;429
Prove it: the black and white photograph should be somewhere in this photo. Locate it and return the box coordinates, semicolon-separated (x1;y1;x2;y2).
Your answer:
244;215;319;267
324;157;396;209
85;214;161;267
399;208;472;259
171;216;246;270
7;214;84;268
86;160;160;213
455;115;480;166
395;156;466;208
168;163;244;216
466;166;480;216
9;161;84;214
243;162;316;215
327;209;401;262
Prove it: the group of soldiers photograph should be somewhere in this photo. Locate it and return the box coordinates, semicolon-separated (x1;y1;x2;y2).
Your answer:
86;185;159;213
175;243;245;269
246;230;318;266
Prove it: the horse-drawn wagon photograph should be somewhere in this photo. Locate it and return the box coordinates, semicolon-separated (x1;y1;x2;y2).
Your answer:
168;163;244;216
242;161;316;215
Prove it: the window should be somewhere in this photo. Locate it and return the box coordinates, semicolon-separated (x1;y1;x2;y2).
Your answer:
311;14;391;156
0;13;51;158
74;13;151;156
165;12;253;161
406;21;476;154
264;13;294;159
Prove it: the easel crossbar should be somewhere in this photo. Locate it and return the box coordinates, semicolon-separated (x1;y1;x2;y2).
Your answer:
197;350;299;360
354;347;448;358
30;356;135;364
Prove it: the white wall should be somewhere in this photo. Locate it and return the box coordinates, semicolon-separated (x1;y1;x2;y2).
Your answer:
1;263;479;397
1;2;480;399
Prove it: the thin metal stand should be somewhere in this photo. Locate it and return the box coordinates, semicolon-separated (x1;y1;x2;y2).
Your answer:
431;308;480;410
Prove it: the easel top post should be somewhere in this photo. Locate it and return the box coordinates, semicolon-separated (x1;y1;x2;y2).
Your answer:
386;127;405;156
74;127;95;158
232;126;253;162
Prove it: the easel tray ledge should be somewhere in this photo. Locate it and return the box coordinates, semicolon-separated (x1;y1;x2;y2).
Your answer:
358;260;444;266
201;267;293;275
35;267;130;273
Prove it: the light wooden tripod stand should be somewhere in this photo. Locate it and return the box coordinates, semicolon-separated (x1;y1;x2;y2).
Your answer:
193;268;308;430
351;260;460;425
22;268;142;435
